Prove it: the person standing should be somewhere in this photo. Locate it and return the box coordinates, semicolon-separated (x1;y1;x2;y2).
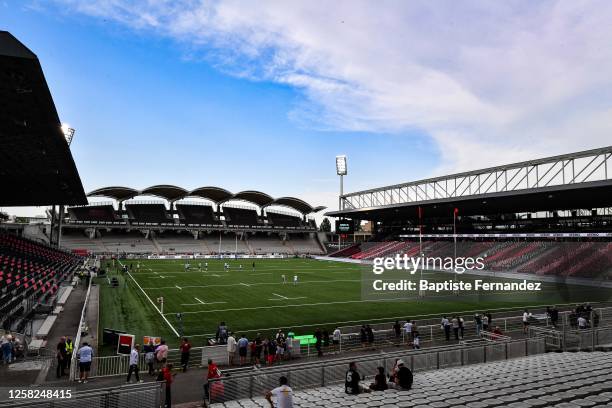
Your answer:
237;334;249;365
314;329;323;357
522;310;531;334
265;376;294;408
451;316;459;340
458;316;465;339
393;321;401;342
127;344;143;383
365;325;374;348
144;341;156;376
161;363;176;408
1;332;11;365
474;314;483;336
203;358;222;404
56;337;67;378
226;333;237;365
403;319;413;343
332;327;341;352
65;337;74;370
441;317;451;341
77;342;93;383
156;339;169;366
180;337;191;372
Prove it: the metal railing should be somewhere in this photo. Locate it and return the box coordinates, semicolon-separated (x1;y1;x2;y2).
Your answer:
70;346;207;379
207;337;545;404
1;383;162;408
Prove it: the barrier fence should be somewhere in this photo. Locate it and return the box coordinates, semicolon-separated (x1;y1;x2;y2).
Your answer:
1;383;162;408
207;337;546;404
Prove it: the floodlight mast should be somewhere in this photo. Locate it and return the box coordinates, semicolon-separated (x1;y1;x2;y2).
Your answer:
336;155;347;250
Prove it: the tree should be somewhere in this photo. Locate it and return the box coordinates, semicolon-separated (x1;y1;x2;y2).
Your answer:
319;217;331;232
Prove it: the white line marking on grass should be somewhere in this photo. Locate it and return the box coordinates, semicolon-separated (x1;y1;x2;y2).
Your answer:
194;297;205;304
122;264;179;337
142;279;360;290
194;297;227;306
164;297;413;315
211;274;220;277
249;273;273;276
271;293;288;299
268;296;307;301
175;285;182;290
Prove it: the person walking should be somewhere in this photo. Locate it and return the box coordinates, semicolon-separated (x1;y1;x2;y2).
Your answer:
452;316;459;340
56;337;67;378
441;317;451;341
126;344;143;383
65;337;74;370
180;337;191;372
161;363;176;408
144;341;156;376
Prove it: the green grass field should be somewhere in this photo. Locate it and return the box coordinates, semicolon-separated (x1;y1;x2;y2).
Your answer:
96;258;611;350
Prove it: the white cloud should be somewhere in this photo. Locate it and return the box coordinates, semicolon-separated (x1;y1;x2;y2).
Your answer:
50;0;612;174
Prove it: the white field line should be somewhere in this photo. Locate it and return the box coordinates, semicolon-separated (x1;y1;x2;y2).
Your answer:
268;296;307;301
124;267;180;337
249;273;273;276
175;285;182;290
142;279;360;290
194;297;205;304
271;293;288;299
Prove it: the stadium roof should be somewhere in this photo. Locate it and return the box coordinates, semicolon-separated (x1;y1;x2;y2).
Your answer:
0;31;86;206
141;184;188;201
86;185;325;214
327;146;612;221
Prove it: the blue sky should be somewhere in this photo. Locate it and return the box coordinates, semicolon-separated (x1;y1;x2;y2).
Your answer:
2;1;612;217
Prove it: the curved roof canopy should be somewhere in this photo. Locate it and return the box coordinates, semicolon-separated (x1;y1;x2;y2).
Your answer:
141;185;188;201
271;197;315;215
231;190;274;207
87;185;323;213
88;186;139;201
189;186;233;203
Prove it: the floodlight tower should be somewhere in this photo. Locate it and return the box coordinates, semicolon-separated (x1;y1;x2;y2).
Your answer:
336;155;347;210
336;155;347;250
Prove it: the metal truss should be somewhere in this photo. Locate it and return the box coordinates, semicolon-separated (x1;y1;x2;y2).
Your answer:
342;146;612;210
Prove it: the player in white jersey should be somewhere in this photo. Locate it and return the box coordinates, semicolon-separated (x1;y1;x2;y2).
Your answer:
282;274;287;284
293;275;298;285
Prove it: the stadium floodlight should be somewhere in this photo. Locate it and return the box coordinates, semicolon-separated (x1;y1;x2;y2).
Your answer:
336;155;347;175
61;123;75;146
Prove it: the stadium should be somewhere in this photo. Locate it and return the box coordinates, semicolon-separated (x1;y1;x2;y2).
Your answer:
1;6;612;408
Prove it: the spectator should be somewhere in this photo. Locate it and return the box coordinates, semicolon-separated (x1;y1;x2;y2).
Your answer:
360;325;367;348
226;333;237;365
486;312;493;328
127;344;143;383
345;362;371;394
482;313;489;331
412;332;420;349
389;359;413;390
332;327;341;352
203;358;222;404
403;320;413;342
366;325;374;348
77;341;93;383
144;341;156;376
1;332;11;365
314;328;323;356
265;376;293;408
322;329;330;350
237;334;249;365
451;316;459;340
160;363;176;408
393;321;401;341
276;337;285;362
548;306;559;328
216;322;228;345
369;366;388;391
522;310;532;334
267;339;277;366
458;316;465;339
156;339;169;367
578;315;588;329
254;334;263;365
275;329;285;342
474;314;483;336
180;337;191;372
492;326;504;340
441;316;451;341
56;337;67;378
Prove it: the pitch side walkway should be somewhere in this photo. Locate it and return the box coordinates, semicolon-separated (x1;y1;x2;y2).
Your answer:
42;283;88;382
